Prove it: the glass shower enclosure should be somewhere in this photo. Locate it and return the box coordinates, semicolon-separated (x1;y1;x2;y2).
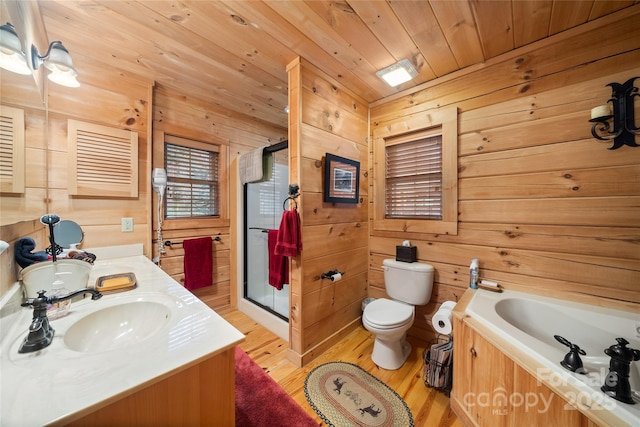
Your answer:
243;144;289;321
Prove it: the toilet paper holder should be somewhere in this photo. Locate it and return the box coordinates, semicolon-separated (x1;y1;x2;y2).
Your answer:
321;269;345;280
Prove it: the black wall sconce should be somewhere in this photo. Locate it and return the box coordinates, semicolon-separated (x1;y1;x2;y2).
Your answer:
589;77;639;150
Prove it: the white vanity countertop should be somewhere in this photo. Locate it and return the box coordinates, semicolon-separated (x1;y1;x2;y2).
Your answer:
0;252;245;426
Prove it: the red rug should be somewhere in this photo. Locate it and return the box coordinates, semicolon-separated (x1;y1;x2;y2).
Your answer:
235;346;318;426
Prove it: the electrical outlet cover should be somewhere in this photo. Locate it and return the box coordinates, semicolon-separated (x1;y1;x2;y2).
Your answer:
121;217;134;232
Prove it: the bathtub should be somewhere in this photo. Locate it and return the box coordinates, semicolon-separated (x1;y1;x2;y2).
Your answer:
465;288;640;427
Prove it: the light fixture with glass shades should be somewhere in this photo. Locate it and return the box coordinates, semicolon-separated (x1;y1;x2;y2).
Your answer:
0;21;79;88
0;22;32;75
31;41;80;88
376;59;418;87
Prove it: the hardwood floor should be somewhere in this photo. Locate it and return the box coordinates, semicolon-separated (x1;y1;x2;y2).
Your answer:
221;310;462;427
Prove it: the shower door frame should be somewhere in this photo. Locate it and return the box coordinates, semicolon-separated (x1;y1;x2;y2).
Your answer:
242;141;289;323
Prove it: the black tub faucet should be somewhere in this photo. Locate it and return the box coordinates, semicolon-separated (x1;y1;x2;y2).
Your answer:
18;288;103;354
601;337;640;404
554;335;587;374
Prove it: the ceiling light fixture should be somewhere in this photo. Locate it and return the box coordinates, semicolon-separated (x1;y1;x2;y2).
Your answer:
31;41;80;87
376;59;418;87
0;22;31;75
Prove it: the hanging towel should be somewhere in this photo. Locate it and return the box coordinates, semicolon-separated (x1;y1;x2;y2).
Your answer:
15;237;49;268
183;237;213;291
268;230;288;290
239;146;267;184
261;151;274;182
275;210;302;257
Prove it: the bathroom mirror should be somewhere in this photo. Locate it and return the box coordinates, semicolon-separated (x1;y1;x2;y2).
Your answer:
53;220;84;248
0;2;48;227
0;71;47;226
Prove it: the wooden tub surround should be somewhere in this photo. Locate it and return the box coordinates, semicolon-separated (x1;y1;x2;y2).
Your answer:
451;289;636;427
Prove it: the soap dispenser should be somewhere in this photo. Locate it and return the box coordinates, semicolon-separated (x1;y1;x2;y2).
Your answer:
469;258;479;289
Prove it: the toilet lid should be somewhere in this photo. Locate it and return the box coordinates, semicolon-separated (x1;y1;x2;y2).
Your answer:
364;298;413;329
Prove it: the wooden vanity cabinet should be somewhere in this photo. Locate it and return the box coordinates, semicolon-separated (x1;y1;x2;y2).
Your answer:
451;314;598;427
62;348;235;426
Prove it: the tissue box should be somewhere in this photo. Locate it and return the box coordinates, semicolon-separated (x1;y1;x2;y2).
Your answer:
396;245;417;263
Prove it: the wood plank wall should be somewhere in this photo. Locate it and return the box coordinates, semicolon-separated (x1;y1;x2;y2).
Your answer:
286;58;369;366
369;8;640;344
151;86;286;312
46;72;153;253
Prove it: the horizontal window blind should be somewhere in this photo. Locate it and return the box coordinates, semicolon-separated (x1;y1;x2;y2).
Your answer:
385;134;442;219
166;142;219;218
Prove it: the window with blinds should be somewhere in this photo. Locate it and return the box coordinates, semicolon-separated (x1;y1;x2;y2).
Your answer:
385;133;443;219
372;106;458;236
165;142;219;218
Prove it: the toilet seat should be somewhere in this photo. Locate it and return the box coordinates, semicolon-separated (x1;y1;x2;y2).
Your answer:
364;298;413;329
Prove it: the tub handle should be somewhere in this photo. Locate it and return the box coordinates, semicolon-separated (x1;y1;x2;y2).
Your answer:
554;335;587;374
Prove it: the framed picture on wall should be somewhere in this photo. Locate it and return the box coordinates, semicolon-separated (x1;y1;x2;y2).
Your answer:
324;153;360;204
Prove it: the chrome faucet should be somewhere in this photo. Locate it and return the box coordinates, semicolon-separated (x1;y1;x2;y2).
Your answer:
18;288;103;354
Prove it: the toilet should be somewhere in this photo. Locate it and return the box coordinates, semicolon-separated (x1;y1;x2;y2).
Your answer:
362;259;434;370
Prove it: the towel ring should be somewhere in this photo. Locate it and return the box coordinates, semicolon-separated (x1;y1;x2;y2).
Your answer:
283;196;298;211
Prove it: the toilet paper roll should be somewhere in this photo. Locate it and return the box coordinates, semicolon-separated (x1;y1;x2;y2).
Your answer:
330;273;342;282
440;301;457;311
432;301;456;335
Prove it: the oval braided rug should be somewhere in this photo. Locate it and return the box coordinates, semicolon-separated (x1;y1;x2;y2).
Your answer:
304;361;414;427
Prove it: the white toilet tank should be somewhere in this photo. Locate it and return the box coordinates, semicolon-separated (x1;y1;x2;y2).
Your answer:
382;259;434;305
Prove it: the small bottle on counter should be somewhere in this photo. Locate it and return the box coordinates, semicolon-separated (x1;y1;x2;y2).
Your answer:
469;258;479;289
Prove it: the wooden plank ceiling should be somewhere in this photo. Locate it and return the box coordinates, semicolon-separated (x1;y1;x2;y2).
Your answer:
35;0;638;130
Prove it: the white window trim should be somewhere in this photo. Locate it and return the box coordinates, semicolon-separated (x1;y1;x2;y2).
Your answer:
372;106;458;236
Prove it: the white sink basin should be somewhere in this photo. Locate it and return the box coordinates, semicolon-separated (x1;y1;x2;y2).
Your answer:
64;301;171;352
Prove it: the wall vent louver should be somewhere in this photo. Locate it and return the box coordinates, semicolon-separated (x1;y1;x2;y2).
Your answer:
0;105;25;194
68;120;138;197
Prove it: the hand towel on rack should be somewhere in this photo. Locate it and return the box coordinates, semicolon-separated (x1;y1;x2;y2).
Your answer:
183;237;213;291
239;146;269;184
268;230;288;290
275;209;302;257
